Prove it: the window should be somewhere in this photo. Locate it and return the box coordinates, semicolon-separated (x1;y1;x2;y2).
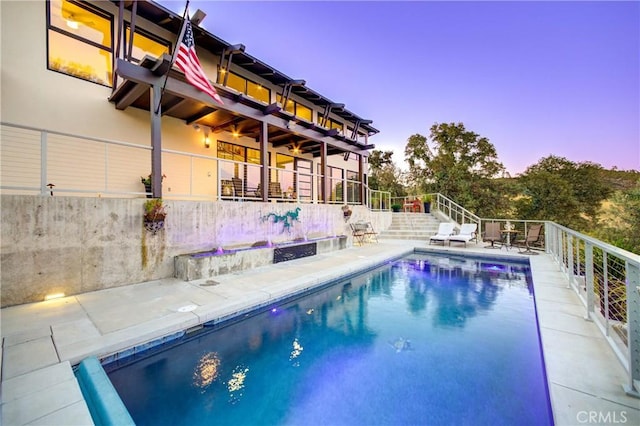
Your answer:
318;165;344;203
329;166;344;202
346;170;361;203
47;0;113;86
276;95;312;121
246;80;270;104
347;126;367;142
217;141;245;162
217;141;261;194
222;71;270;103
274;153;295;196
125;26;170;63
296;159;313;201
318;114;343;132
296;104;312;122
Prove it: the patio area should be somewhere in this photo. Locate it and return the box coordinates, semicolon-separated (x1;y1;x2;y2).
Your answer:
1;240;638;425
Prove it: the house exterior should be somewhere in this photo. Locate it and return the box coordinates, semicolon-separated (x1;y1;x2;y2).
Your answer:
0;0;391;307
1;0;379;204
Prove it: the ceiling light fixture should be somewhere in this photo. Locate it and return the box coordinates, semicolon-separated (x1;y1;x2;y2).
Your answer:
66;16;79;30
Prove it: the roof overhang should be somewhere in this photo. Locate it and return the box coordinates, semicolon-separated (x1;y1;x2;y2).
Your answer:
109;0;379;137
110;57;374;157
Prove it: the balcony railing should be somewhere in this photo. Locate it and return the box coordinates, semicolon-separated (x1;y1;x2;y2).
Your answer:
545;222;640;397
1;122;387;207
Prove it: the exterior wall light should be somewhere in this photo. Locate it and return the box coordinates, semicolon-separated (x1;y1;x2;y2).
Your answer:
204;127;210;148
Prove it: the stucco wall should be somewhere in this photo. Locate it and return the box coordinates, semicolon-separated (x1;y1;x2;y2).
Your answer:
0;195;391;307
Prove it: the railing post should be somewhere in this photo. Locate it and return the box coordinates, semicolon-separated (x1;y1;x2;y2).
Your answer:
544;222;550;254
603;252;609;335
567;235;574;285
585;243;594;320
623;261;640;398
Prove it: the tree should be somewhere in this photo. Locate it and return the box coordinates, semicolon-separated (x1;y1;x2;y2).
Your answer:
516;156;611;230
594;179;640;254
367;150;406;197
404;123;507;217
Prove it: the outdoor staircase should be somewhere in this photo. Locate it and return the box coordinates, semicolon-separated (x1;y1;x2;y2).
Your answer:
378;212;443;241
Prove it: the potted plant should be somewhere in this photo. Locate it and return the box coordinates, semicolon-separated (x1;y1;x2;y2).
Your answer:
141;173;166;198
143;198;167;234
423;194;432;213
391;203;402;213
341;205;353;221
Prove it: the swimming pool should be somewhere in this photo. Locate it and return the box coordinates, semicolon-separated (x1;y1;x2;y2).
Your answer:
105;252;553;425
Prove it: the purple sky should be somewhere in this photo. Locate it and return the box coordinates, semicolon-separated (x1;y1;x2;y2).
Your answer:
160;1;639;175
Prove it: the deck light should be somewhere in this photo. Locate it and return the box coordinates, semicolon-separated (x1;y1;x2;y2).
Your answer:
44;292;65;301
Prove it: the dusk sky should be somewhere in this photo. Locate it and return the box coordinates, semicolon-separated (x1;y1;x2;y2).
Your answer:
159;1;639;175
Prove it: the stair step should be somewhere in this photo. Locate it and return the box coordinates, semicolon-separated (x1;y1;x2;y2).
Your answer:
379;213;445;240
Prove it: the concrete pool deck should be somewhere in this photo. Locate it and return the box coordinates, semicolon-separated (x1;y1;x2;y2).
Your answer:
1;240;639;425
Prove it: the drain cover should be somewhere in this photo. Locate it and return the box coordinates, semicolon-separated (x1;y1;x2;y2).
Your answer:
177;304;197;312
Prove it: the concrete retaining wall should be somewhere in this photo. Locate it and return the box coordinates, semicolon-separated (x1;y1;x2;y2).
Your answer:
0;195;391;307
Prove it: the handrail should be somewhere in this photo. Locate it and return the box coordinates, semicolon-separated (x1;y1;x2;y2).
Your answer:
432;193;481;229
362;184;391;211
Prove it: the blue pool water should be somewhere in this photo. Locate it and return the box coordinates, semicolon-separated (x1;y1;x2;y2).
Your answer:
106;252;553;425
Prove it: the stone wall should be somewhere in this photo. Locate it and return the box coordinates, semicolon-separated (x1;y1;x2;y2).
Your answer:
0;195;391;307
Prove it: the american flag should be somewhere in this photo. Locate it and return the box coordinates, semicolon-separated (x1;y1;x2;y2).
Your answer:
175;16;223;105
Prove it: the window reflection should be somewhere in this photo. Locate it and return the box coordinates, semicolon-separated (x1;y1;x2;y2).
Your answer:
193;352;221;390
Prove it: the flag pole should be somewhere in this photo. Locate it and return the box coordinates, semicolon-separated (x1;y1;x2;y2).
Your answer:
154;0;190;115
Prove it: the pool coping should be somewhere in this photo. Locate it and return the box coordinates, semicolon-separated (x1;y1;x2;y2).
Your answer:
2;241;639;425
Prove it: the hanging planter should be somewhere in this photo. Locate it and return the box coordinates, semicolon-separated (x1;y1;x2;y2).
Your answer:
341;205;353;222
143;198;167;234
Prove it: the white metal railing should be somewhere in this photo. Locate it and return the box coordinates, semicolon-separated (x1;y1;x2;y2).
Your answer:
433;193;481;229
365;185;391;211
545;222;640;397
0;122;376;206
1;122;151;197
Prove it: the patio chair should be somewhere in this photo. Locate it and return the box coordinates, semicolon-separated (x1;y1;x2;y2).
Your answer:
231;177;244;199
268;182;283;199
515;224;543;255
483;222;502;248
350;222;367;245
429;222;455;245
448;223;477;247
358;221;378;243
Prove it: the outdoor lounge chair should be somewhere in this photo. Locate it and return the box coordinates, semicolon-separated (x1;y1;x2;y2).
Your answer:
429;222;455;245
483;222;502;248
448;223;477;247
515;224;543;254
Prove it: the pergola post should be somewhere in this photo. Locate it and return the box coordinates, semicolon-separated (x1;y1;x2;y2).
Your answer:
150;84;162;198
259;121;269;202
